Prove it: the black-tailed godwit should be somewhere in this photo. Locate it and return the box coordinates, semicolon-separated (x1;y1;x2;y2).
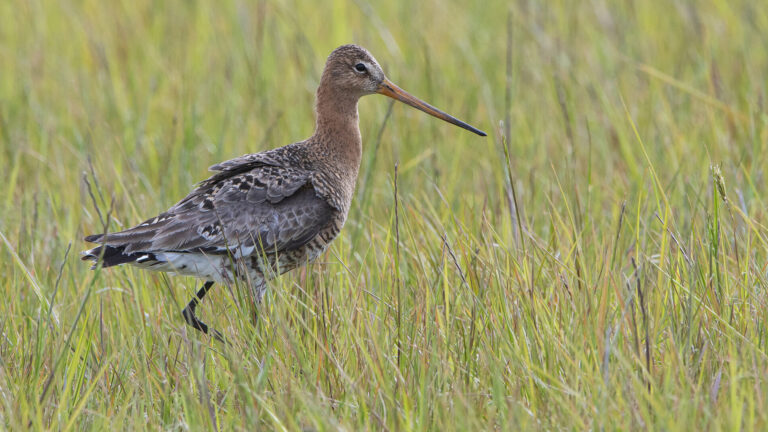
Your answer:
82;44;486;340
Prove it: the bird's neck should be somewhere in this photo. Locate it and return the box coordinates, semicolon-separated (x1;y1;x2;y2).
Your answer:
312;83;363;172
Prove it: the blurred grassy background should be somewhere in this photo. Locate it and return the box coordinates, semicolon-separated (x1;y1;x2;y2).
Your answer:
1;0;767;429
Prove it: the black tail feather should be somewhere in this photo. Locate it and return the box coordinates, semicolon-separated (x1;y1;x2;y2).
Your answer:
81;244;142;268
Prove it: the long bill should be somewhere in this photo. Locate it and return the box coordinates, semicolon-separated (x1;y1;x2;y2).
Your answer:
377;79;487;137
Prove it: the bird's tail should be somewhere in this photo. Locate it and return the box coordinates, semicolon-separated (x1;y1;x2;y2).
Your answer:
81;236;142;269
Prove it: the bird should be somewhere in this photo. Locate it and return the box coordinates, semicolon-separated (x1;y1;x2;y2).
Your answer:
82;44;486;341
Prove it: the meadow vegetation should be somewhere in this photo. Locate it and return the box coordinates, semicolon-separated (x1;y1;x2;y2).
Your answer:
1;0;767;429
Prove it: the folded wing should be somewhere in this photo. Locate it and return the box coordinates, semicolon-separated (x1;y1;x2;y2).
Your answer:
83;157;333;267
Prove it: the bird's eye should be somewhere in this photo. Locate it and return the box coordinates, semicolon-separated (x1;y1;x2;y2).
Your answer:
354;63;367;73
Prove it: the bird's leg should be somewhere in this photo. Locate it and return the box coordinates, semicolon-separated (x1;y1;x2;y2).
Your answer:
181;281;226;343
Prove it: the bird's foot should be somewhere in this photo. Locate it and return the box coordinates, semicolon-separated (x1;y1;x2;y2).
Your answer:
181;281;227;344
182;302;226;344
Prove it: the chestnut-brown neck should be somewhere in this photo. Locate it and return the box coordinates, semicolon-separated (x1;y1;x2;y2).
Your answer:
311;79;363;173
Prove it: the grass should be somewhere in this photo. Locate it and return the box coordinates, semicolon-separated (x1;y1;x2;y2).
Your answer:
1;0;767;429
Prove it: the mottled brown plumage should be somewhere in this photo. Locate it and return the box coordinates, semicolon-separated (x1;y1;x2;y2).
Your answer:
82;44;486;340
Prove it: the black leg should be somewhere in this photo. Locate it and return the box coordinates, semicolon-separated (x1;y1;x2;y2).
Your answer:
181;281;226;343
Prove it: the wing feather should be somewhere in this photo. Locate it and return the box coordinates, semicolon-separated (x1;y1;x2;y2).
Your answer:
84;157;333;259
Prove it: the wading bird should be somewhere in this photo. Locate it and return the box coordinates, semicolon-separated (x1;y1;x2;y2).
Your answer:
82;44;486;340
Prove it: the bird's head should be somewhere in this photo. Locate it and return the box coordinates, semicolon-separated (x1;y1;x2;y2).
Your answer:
322;44;386;95
321;44;486;136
